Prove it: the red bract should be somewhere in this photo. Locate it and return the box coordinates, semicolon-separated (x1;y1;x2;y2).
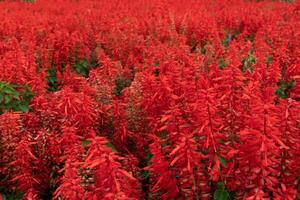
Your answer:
84;137;141;200
0;113;22;189
10;137;40;200
0;0;299;199
148;136;179;200
53;127;85;200
275;99;300;199
236;79;284;198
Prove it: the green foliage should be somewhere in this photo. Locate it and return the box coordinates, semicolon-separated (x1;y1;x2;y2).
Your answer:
114;75;131;97
157;130;168;140
0;187;24;200
23;0;36;2
46;66;58;92
140;170;150;179
214;182;229;200
74;59;90;78
73;57;99;78
282;0;294;3
153;69;160;77
190;38;197;53
222;31;231;48
218;58;228;70
265;56;273;66
106;142;118;152
82;140;118;152
217;155;227;166
153;61;160;76
214;189;230;200
0;82;33;114
200;41;207;55
222;30;238;48
245;34;255;42
82;140;92;148
241;50;256;73
275;79;295;99
140;152;152;180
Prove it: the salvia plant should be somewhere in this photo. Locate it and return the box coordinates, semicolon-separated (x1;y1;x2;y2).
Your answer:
0;0;299;199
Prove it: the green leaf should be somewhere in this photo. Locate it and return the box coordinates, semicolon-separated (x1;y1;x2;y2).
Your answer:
218;138;226;144
106;143;118;152
82;140;92;148
158;130;168;139
246;34;255;42
145;153;153;162
275;80;295;99
218;58;227;70
153;68;160;77
4;95;12;104
221;31;231;48
214;189;229;200
74;59;90;77
276;88;286;99
0;82;33;113
200;41;207;54
16;104;30;112
140;170;150;179
241;52;256;73
3;86;19;98
265;56;273;65
114;75;131;97
217;182;225;189
1;190;24;200
217;155;227;166
46;66;58;92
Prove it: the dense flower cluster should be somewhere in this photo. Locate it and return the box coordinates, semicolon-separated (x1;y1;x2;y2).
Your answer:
0;0;299;199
